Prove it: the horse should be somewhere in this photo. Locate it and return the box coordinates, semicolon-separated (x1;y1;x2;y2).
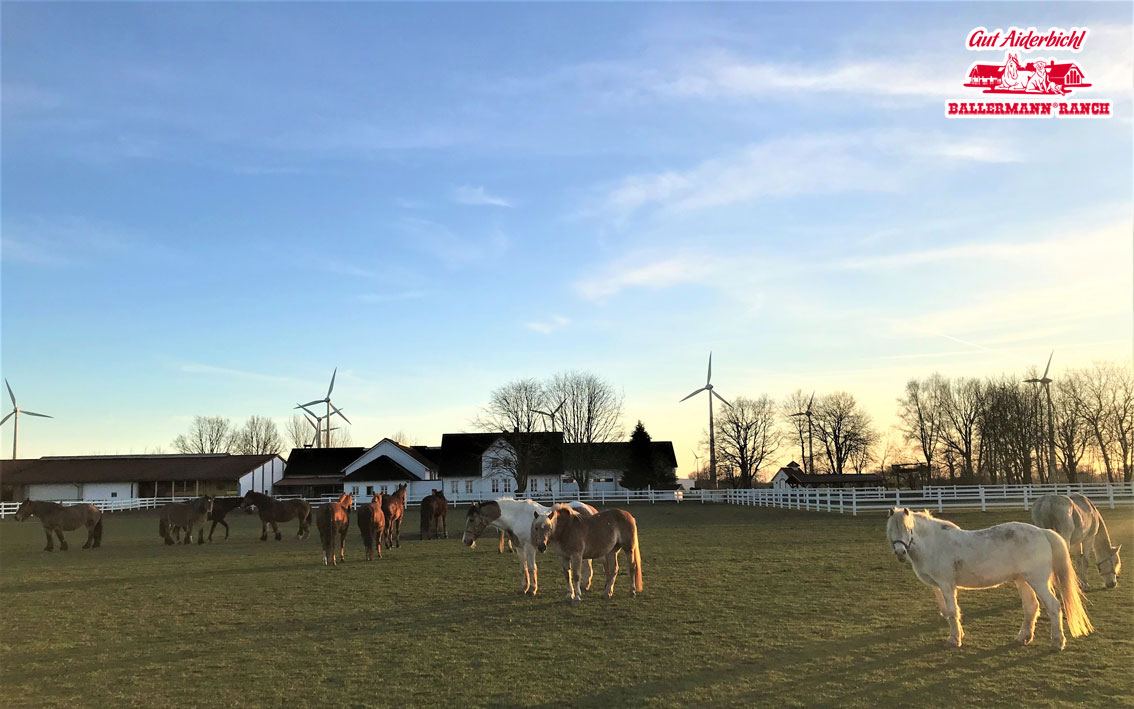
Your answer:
419;489;448;539
996;52;1026;91
886;507;1091;650
462;498;597;596
315;492;353;566
159;496;214;546
241;491;312;541
206;496;246;542
380;484;407;548
530;504;643;605
14;500;103;551
1032;493;1122;589
357;493;386;561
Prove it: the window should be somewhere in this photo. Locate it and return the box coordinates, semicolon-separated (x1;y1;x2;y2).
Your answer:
366;486;374;496
491;478;500;493
111;492;118;498
544;478;552;492
380;484;388;494
450;480;458;494
352;486;359;496
503;478;512;493
465;480;473;494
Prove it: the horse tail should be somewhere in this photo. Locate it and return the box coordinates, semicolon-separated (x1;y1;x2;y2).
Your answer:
93;515;104;546
159;514;169;540
624;512;643;593
1046;529;1092;638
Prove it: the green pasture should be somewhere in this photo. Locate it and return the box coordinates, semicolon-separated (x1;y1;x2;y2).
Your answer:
1;503;1131;708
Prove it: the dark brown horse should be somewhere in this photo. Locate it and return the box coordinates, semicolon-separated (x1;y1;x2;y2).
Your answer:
315;492;353;566
241;491;312;541
14;500;103;551
381;483;407;549
357;493;386;561
419;488;448;539
159;496;214;545
207;496;247;541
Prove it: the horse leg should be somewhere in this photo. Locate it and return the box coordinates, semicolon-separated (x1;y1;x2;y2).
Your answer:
197;522;206;545
582;559;593;592
339;529;347;562
208;519;219;542
1013;578;1040;645
272;521;281;541
569;554;584;606
441;514;447;539
940;584;962;647
260;519;268;542
933;587;947;617
560;557;575;603
395;518;401;548
1030;574;1066;650
530;549;539;596
602;552;618;599
43;527;54;552
184;523;194;545
55;528;68;552
82;523;94;549
519;548;533;595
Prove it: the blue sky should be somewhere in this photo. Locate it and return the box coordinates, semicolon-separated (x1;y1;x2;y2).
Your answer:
2;3;1132;471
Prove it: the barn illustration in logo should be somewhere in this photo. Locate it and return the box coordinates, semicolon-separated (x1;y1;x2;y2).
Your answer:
965;52;1090;95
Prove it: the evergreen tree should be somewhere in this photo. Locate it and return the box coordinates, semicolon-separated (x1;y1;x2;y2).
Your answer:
623;420;668;489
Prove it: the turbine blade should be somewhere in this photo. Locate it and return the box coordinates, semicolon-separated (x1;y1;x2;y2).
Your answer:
706;352;712;386
1043;351;1053;379
296;399;325;409
789;412;806;418
327;367;337;398
21;410;52;418
298;405;320;419
0;411;13;426
552;398;566;415
679;387;707;403
330;402;351;425
712;390;732;408
807;391;815;413
533;409;552;417
5;380;14;407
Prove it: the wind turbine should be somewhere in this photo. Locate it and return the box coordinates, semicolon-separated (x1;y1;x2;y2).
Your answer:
295;368;351;448
789;392;816;475
1024;351;1057;482
532;397;567;432
1;379;53;459
691;449;703;478
679;352;732;488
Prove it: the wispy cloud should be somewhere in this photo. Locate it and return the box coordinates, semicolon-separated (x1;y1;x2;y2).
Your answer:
1;216;170;266
525;315;570;334
396;217;509;269
454;185;514;208
575;252;714;301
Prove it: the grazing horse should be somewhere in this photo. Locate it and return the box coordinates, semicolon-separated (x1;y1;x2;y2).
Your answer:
14;500;103;551
380;484;407;549
206;496;246;542
531;504;643;605
462;498;597;596
241;491;312;541
357;493;386;561
159;496;214;546
315;493;353;566
1032;493;1122;589
419;489;448;539
886;508;1091;650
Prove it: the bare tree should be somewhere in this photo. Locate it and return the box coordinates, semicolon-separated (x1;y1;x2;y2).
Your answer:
812;392;875;476
1053;373;1090;483
941;377;983;483
782;390;812;471
897;375;946;483
547;371;624;491
1107;364;1134;483
714;395;781;488
231;415;284;456
1073;364;1117;482
474;378;545;434
172;416;233;454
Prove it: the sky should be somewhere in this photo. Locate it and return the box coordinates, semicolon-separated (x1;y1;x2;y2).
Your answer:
2;3;1132;475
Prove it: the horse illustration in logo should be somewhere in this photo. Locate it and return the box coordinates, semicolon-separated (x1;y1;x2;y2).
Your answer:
996;53;1027;91
974;53;1073;95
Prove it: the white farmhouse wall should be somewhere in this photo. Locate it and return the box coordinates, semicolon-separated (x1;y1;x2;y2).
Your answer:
80;482;134;500
27;483;81;500
241;457;285;496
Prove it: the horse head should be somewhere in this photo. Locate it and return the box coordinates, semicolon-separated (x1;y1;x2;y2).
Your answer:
462;501;493;548
341;492;354;509
531;506;568;553
886;507;914;562
14;499;32;522
1100;545;1122;589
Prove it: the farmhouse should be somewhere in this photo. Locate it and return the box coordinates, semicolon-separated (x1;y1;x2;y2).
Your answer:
770;461;883;490
0;453;284;501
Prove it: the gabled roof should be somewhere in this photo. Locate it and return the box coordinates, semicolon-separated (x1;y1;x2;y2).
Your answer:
0;454;280;485
282;447;366;480
564;442;678;471
342;456;418;482
782;471;883;486
438;432;565;477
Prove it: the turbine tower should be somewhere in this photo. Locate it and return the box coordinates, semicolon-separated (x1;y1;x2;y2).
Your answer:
1024;351;1057;482
789;392;816;475
1;379;53;459
532;398;567;432
296;368;351;448
679;352;732;488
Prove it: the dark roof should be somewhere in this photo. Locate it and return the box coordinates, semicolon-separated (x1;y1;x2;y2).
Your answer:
564;442;678;471
0;454;279;485
342;456;418;482
438;432;565;478
282;447;366;480
782;471;883;486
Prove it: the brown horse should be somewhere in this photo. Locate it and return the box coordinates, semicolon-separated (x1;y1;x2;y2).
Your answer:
14;500;103;551
241;491;312;541
531;504;642;605
206;496;247;542
419;488;448;539
315;492;353;566
380;483;407;548
159;496;214;545
357;493;386;561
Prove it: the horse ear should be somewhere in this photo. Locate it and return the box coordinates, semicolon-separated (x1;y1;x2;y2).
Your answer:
888;507;896;517
533;510;540;519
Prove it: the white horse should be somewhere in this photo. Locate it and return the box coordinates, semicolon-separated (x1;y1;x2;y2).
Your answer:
462;498;597;595
886;508;1092;650
1032;493;1122;589
996;53;1026;91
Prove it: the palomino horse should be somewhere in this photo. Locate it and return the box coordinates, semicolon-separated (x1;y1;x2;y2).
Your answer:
357;493;386;561
315;493;353;566
380;484;407;549
531;504;643;605
206;496;247;542
420;489;448;539
14;500;103;551
886;508;1091;650
462;498;597;596
1032;493;1121;589
159;496;214;545
241;491;312;541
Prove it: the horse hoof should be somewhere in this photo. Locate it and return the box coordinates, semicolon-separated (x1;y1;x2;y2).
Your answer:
60;544;68;551
275;534;282;541
1051;639;1066;651
569;598;581;607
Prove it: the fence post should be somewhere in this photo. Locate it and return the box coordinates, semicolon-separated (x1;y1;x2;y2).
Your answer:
1023;487;1029;511
979;485;986;512
895;488;900;508
937;488;943;513
1108;483;1115;509
852;492;857;517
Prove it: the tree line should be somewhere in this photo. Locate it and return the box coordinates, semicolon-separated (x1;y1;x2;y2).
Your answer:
171;414;353;456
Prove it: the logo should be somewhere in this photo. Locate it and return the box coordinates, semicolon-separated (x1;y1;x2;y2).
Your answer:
947;27;1111;118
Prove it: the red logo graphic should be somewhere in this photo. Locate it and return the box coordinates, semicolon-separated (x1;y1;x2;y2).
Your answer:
965;53;1088;96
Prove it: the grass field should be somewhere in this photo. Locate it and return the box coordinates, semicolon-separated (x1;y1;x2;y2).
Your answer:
1;503;1131;708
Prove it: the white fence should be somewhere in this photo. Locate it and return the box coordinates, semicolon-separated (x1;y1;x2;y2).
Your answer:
3;482;1132;519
